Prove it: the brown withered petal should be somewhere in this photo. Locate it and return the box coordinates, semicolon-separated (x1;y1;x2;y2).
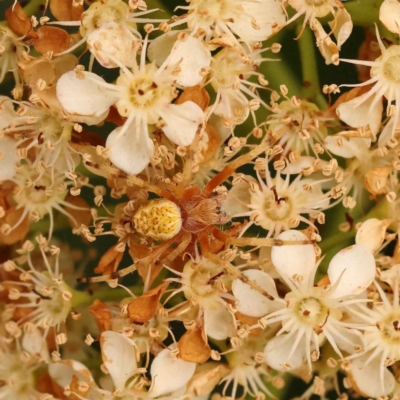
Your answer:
202;124;223;164
0;208;29;245
32;86;63;111
37;372;67;400
175;85;210;111
50;0;84;22
235;312;262;337
53;53;78;80
178;326;212;364
64;194;91;228
18;57;56;87
88;299;111;334
31;26;70;54
364;166;392;195
5;3;38;38
94;243;124;276
127;282;168;323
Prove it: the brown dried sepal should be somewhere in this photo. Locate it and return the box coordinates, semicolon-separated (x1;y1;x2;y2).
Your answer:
18;57;56;86
50;0;84;21
317;274;330;287
175;85;210;111
93;243;124;276
129;243;163;287
177;326;211;363
357;30;381;83
186;363;230;397
64;194;91;228
88;299;111;334
364;166;392;196
37;372;67;400
69;375;90;400
30;26;70;54
0;208;30;245
127;282;168;323
5;3;38;38
235;312;262;337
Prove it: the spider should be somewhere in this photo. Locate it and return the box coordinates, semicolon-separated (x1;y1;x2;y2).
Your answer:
78;135;313;284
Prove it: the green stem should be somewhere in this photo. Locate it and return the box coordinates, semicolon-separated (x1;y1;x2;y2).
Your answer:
297;26;327;109
344;0;381;27
23;0;46;16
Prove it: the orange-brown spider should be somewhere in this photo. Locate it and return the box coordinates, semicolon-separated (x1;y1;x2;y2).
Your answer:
79;137;312;283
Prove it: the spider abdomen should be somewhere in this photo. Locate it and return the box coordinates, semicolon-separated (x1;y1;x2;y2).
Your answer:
133;199;182;240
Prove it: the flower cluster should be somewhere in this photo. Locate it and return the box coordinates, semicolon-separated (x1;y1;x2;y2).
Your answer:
1;0;400;399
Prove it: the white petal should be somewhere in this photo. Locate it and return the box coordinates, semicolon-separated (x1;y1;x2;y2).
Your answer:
100;331;137;390
148;32;178;66
380;0;400;34
232;269;279;317
87;23;137;69
49;360;94;389
228;0;286;43
57;71;118;117
149;33;211;87
159;101;203;146
355;218;391;253
224;178;253;216
264;335;305;371
0;137;18;181
204;307;236;340
324;135;371;159
150;347;196;397
328;8;353;49
350;356;395;398
328;244;376;299
378;116;397;147
169;37;211;87
106;124;154;175
336;95;383;139
271;230;316;283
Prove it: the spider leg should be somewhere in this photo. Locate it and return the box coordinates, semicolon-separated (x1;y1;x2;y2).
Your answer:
163;231;192;264
84;160;177;202
78;235;180;283
209;227;314;246
205;253;277;301
202;140;272;196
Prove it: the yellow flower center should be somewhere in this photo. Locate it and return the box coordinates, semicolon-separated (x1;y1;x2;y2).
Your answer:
295;296;329;329
382;54;400;84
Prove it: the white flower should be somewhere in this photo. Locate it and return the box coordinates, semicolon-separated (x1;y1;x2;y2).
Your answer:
172;0;286;46
227;168;332;237
56;41;205;175
2;239;72;339
340;30;400;143
261;230;376;371
344;265;400;397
